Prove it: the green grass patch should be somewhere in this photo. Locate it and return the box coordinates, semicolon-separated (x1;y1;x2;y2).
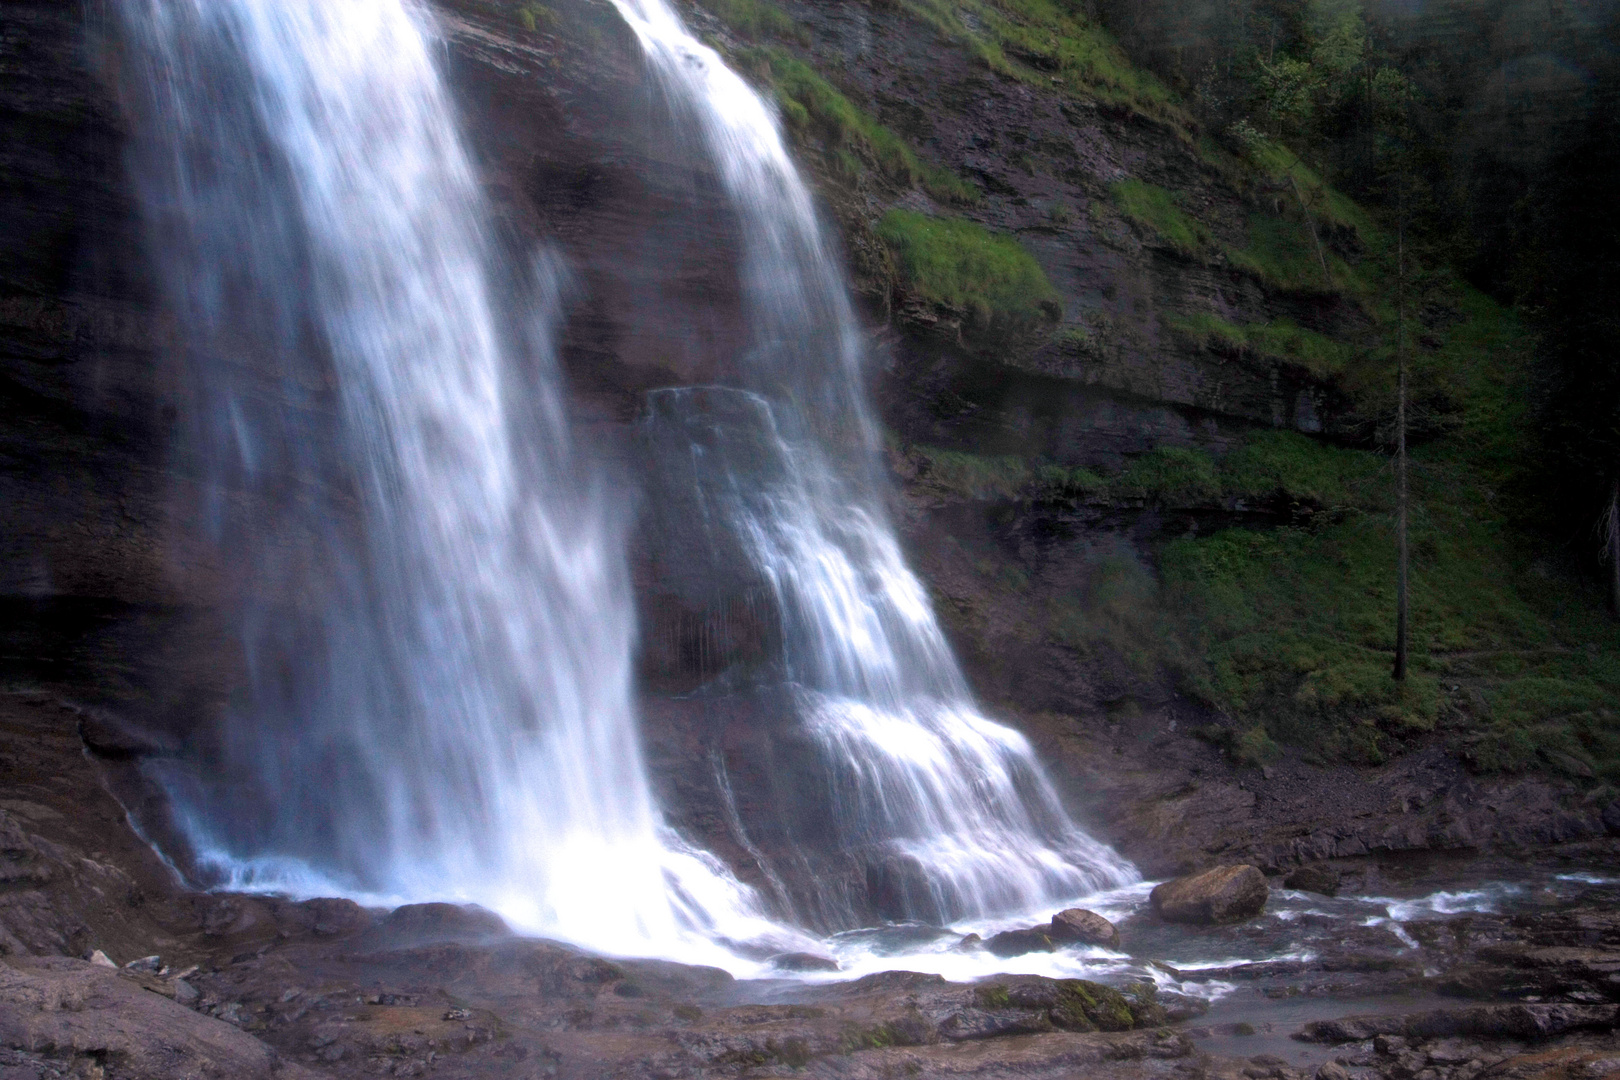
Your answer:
1227;214;1365;295
1046;546;1205;682
1220;430;1385;507
698;0;801;40
877;210;1062;332
1111;179;1211;254
897;0;1184;128
1037;462;1108;497
913;446;1031;499
1110;446;1221;504
1170;312;1356;378
1243;137;1385;251
746;50;978;204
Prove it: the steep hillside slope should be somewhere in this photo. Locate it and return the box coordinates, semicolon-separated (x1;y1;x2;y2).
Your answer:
594;0;1620;794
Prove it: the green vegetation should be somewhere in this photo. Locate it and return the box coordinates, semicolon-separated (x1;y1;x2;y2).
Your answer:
913;446;1030;499
897;0;1183;126
700;0;801;41
742;50;978;204
1109;177;1368;298
1111;179;1210;254
513;2;559;31
1157;297;1620;775
1047;550;1201;682
913;287;1620;777
912;432;1368;508
876;211;1062;332
1170;312;1355;378
1220;430;1381;507
1242;136;1380;243
1227;213;1362;295
1111;447;1221;503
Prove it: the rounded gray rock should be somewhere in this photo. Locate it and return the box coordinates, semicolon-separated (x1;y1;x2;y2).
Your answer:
1047;908;1120;948
1150;865;1269;925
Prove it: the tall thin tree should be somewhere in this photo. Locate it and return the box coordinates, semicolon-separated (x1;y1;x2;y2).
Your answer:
1606;478;1620;615
1393;186;1409;683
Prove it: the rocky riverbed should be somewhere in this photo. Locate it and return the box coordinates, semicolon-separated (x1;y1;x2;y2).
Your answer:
2;691;1616;1080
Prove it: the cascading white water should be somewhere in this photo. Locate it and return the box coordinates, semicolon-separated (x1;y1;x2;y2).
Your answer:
610;0;1138;925
114;0;786;966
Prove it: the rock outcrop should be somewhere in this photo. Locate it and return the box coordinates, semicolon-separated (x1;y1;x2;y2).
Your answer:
1150;864;1269;924
1048;908;1121;948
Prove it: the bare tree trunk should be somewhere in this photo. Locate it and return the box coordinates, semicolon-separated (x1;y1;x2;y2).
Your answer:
1290;171;1333;288
1608;479;1620;616
1394;205;1409;683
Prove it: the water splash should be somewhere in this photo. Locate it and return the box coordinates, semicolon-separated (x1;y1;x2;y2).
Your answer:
611;0;1138;927
114;0;782;967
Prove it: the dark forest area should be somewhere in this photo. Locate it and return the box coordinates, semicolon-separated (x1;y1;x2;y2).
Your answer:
1095;0;1620;583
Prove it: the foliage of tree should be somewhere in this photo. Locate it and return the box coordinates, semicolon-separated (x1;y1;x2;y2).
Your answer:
1094;0;1620;593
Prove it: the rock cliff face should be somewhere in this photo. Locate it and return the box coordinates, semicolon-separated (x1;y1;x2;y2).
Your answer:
0;0;1605;905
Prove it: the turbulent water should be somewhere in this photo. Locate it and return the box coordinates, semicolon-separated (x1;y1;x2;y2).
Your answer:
114;0;783;966
113;0;1133;971
609;0;1137;928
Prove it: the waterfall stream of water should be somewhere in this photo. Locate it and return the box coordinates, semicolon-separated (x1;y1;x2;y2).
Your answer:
115;0;785;966
115;0;1134;973
609;0;1138;927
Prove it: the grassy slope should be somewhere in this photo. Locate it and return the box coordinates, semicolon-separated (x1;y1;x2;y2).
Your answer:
916;290;1620;780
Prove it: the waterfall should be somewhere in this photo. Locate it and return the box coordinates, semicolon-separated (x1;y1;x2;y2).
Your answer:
610;1;1138;925
113;0;783;965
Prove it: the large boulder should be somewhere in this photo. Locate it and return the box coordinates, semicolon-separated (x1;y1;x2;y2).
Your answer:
1150;865;1269;925
1048;908;1120;949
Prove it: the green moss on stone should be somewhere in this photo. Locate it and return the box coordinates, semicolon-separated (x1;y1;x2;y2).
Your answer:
1051;979;1136;1032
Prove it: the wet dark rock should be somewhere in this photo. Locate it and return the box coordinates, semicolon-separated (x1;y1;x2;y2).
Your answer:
1297;1003;1620;1044
1151;865;1269;924
0;957;319;1079
984;927;1056;957
1284;863;1342;897
282;897;370;938
1049;907;1121;948
938;1005;1055;1040
373;901;509;945
770;951;840;972
1160;992;1212;1022
1603;799;1620;836
1437;943;1620;1002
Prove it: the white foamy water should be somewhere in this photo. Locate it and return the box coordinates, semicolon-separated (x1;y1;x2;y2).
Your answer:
611;0;1137;929
115;0;792;969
